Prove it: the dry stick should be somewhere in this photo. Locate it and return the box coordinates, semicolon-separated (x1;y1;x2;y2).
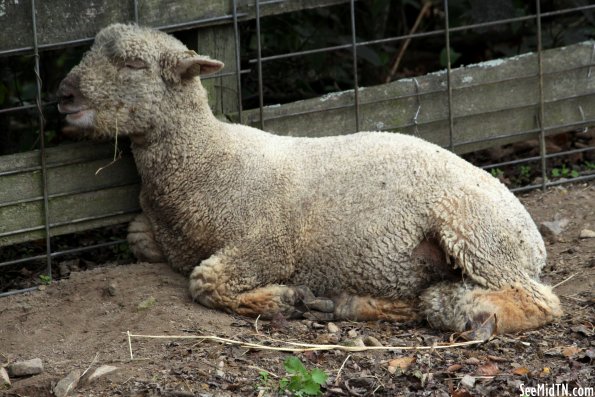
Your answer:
95;115;121;175
384;1;432;83
80;352;100;379
127;330;134;360
254;314;261;335
334;354;351;386
561;294;587;303
553;272;578;289
126;332;484;356
248;365;280;378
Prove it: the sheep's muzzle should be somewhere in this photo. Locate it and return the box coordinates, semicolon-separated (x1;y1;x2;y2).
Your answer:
57;74;94;127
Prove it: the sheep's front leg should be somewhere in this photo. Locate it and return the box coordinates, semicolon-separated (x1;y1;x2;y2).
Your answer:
189;254;334;319
127;213;166;263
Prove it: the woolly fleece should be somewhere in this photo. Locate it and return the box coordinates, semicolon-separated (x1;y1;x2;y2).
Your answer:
57;24;562;335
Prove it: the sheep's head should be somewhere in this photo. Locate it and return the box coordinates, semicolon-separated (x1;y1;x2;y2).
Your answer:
57;23;224;141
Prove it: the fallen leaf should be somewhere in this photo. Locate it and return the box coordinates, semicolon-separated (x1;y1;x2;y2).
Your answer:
137;296;156;310
464;357;480;365
477;362;499;376
512;367;530;376
447;364;463;372
562;346;581;357
388;356;416;372
452;388;473;397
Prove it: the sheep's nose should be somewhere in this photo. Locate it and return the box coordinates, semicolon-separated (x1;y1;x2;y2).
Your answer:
57;74;81;105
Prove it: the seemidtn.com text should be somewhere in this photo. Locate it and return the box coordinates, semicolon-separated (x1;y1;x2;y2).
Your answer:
520;383;594;397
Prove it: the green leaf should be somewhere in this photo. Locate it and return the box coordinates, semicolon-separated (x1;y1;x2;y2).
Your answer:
310;368;328;385
301;379;322;395
284;356;307;375
259;371;269;382
287;374;303;390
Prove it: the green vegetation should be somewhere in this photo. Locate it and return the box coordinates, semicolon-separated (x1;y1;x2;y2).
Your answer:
490;168;504;178
38;274;51;285
551;164;579;179
257;356;329;396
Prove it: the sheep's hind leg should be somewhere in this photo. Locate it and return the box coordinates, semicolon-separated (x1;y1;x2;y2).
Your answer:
420;280;561;339
189;254;334;319
424;192;562;338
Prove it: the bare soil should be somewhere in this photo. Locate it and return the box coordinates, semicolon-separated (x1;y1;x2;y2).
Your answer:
1;183;593;397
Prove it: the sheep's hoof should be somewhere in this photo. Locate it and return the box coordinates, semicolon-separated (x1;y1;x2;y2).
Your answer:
460;311;497;341
290;286;335;321
303;310;335;322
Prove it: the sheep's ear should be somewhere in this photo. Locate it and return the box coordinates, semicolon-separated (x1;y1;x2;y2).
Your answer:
175;54;224;80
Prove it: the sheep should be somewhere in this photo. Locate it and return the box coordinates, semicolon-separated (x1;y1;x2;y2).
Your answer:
57;23;562;338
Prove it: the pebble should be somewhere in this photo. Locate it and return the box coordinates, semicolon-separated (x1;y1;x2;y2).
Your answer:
54;369;80;397
539;218;569;239
7;358;43;377
579;229;595;239
351;338;366;347
326;322;339;334
315;333;339;344
363;336;383;347
347;329;358;338
461;374;476;389
0;367;10;388
107;282;118;296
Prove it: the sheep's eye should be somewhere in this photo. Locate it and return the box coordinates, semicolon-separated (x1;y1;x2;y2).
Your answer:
124;59;148;69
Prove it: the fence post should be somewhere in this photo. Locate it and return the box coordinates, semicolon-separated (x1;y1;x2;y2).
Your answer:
193;25;240;117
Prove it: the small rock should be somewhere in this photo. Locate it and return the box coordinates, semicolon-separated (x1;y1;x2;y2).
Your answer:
0;367;10;389
326;322;339;334
345;338;366;347
363;336;383;347
347;329;358;338
107;282;117;296
539;218;569;240
54;369;80;397
315;333;339;344
85;365;118;384
579;229;595;239
460;374;476;389
7;358;43;377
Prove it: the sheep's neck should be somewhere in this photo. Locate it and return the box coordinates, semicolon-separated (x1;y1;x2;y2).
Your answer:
131;107;230;193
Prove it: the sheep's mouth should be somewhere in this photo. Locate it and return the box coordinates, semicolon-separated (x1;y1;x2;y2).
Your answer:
62;108;89;118
58;104;95;127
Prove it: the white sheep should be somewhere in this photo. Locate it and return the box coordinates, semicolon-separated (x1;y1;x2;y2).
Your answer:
57;23;561;338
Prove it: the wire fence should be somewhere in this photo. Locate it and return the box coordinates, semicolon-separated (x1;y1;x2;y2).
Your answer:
0;0;594;297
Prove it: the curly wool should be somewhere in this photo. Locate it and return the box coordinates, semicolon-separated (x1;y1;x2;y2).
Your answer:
59;23;561;334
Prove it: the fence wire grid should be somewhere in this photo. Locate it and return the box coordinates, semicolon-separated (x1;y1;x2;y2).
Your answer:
0;0;594;297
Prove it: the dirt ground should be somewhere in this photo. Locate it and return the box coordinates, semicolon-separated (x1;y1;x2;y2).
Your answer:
1;183;593;397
